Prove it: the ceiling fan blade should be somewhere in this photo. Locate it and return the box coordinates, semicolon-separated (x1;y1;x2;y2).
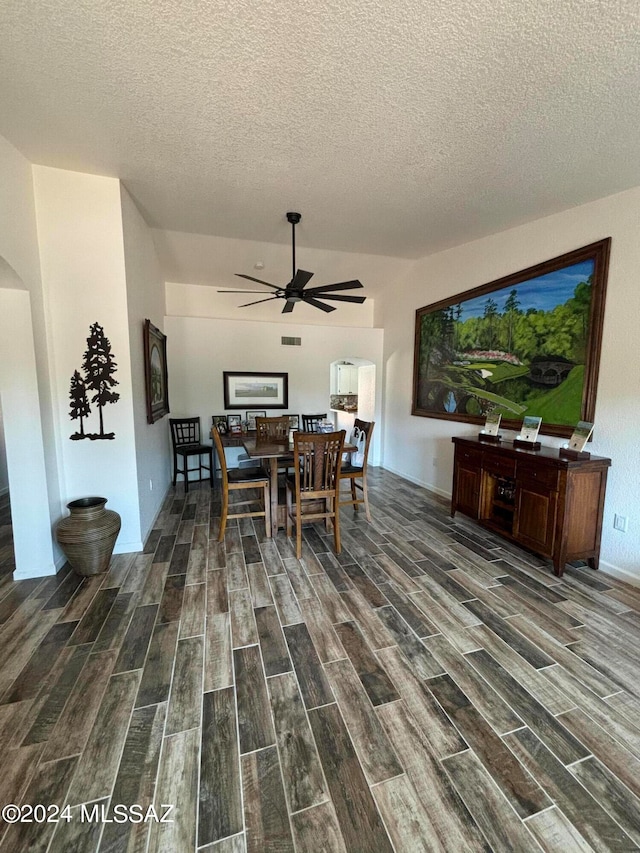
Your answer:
239;296;281;307
290;269;314;290
305;280;363;295
313;294;367;303
218;289;276;294
303;296;336;313
282;301;295;313
235;274;281;290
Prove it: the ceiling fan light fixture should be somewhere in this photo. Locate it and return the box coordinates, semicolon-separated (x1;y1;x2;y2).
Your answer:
223;212;366;313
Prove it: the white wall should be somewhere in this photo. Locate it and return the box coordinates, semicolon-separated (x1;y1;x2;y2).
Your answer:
156;226;412;328
0;289;55;577
166;281;375;328
378;186;640;581
33;167;143;553
358;364;376;422
164;313;384;465
121;187;172;541
0;135;56;577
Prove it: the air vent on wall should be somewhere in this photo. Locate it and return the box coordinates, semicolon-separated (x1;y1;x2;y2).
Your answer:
281;336;301;346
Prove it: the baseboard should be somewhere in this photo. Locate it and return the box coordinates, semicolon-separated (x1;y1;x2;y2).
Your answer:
382;464;451;500
14;561;57;580
54;532;146;573
114;539;144;555
139;481;175;549
599;560;640;587
55;540;144;568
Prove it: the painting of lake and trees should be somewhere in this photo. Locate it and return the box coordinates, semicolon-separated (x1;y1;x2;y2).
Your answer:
412;239;610;437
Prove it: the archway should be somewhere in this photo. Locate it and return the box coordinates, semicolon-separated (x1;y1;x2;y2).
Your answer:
329;357;377;458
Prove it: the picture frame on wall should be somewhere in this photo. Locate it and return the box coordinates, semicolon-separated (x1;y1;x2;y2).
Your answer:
223;371;289;410
143;319;170;424
227;414;242;429
287;414;300;430
245;410;266;431
412;238;611;438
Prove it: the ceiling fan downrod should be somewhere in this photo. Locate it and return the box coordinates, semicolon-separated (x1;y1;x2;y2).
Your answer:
286;211;301;294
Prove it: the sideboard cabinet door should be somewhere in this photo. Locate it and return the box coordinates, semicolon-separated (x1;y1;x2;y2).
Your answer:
513;480;558;557
452;447;482;519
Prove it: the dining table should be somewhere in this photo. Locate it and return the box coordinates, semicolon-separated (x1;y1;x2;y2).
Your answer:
241;433;357;538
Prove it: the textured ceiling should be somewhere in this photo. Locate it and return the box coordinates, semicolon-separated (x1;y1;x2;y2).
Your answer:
2;0;640;265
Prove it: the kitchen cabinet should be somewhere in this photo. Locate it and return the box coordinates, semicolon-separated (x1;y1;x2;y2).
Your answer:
336;364;359;395
451;436;611;577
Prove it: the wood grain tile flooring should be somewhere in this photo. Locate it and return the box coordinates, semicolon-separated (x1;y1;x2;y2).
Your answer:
0;492;15;577
2;469;640;850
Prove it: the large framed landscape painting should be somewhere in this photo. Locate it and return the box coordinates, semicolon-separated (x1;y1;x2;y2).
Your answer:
412;239;611;438
223;371;289;410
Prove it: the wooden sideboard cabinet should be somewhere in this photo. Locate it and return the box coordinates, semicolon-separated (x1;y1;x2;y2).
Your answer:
451;436;611;577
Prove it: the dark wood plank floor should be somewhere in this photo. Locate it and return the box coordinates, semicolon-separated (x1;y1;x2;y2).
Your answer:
0;492;15;577
2;468;640;851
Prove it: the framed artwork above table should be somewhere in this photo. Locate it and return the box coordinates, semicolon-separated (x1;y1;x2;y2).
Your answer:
223;371;288;410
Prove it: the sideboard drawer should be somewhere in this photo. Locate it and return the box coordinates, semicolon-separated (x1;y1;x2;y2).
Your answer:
456;446;483;466
484;452;516;479
516;461;558;491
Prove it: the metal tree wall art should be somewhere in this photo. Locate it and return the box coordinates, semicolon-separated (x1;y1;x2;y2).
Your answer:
69;322;120;440
69;370;90;438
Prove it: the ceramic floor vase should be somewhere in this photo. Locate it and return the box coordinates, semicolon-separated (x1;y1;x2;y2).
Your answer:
55;496;121;576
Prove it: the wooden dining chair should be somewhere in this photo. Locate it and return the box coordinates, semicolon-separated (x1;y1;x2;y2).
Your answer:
286;430;345;558
339;419;375;522
301;413;327;432
256;415;293;475
255;416;290;440
169;417;214;492
212;427;271;541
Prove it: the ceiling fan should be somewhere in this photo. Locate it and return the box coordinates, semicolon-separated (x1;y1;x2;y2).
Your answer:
218;211;366;313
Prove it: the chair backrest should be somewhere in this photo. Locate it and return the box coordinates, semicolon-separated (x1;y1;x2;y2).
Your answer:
350;419;375;469
301;413;327;432
256;416;290;441
211;425;229;487
293;430;346;495
170;417;201;447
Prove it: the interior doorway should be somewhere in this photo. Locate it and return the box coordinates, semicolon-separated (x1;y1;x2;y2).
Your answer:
329;356;377;445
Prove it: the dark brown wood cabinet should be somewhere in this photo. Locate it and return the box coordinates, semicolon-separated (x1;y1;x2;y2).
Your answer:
451;436;611;577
